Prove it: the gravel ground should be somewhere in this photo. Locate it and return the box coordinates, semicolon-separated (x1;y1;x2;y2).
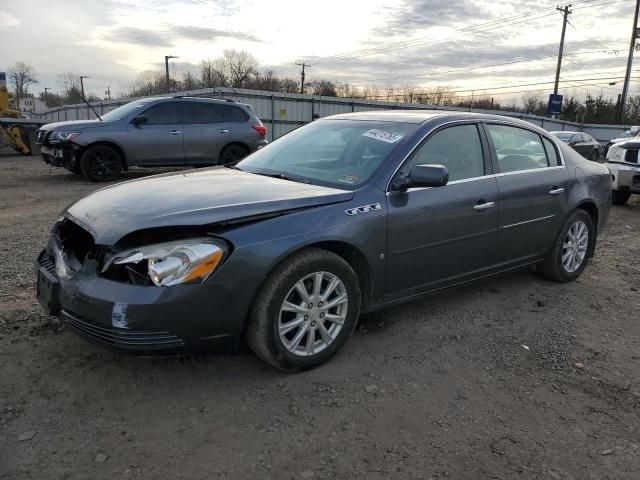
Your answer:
1;153;639;480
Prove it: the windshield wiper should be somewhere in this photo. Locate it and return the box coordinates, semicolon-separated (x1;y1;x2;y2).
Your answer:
252;171;312;184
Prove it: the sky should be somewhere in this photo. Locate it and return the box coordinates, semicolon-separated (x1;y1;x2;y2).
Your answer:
0;0;636;104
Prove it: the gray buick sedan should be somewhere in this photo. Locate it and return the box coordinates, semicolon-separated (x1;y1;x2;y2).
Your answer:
36;111;612;371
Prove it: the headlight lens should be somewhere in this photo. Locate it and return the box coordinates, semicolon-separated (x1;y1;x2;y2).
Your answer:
107;238;226;286
607;144;624;162
50;131;81;142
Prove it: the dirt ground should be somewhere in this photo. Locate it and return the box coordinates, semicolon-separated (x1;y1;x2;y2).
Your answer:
0;153;639;480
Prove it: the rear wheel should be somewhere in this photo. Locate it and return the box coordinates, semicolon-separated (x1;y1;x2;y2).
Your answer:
218;144;249;165
612;190;631;205
245;248;361;372
538;209;595;282
80;145;123;182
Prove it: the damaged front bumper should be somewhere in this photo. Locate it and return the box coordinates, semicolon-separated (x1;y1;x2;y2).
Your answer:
607;162;640;194
35;246;262;355
40;143;80;170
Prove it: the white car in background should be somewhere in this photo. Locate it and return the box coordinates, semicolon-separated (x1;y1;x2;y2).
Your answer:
606;138;640;205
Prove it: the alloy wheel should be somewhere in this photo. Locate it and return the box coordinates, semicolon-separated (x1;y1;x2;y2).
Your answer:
278;271;348;357
562;221;588;273
88;149;119;180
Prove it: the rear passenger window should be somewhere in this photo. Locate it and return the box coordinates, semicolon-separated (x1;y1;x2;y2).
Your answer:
402;124;485;182
182;102;220;124
486;125;549;173
218;104;250;123
142;103;178;125
542;137;560;166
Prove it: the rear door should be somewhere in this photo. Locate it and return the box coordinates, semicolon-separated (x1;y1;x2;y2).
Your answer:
485;123;570;266
385;123;500;300
181;101;228;165
126;102;184;165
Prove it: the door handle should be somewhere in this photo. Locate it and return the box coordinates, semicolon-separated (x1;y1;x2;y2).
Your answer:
549;187;565;195
474;201;496;211
169;130;182;135
219;129;230;134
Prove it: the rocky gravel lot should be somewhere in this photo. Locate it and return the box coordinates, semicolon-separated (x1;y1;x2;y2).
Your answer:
1;153;639;480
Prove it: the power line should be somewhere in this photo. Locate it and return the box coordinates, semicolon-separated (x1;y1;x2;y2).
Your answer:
364;48;624;84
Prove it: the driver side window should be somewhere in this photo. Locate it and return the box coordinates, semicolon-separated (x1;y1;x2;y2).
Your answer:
400;124;485;182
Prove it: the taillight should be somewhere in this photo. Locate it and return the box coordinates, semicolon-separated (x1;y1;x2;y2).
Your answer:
253;125;266;137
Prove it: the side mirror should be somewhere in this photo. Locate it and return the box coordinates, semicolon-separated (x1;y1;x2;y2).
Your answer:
393;164;449;191
132;114;148;126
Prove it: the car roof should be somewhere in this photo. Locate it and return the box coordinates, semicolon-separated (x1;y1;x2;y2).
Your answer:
325;110;554;131
551;131;579;134
137;96;251;108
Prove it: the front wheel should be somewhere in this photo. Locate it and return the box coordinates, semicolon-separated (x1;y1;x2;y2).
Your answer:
590;149;599;161
538;209;595;282
612;190;631;205
245;248;361;372
80;145;123;182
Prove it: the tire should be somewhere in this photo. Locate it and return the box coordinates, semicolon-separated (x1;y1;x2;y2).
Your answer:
538;209;595;283
80;145;123;182
589;149;599;161
612;190;631;206
218;144;249;165
245;248;361;372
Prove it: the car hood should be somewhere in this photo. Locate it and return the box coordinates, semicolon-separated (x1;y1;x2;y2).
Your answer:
41;120;110;132
610;136;633;145
66;168;354;245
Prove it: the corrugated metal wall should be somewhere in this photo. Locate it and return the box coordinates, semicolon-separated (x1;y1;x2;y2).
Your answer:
32;86;629;143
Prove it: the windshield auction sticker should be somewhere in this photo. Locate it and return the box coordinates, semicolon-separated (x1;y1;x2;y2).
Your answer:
362;129;404;143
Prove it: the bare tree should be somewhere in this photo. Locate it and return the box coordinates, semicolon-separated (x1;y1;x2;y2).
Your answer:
223;50;258;88
126;70;166;97
200;58;228;88
308;80;337;97
58;72;82;102
8;62;38;106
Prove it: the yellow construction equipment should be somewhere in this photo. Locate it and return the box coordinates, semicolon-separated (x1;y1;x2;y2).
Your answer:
1;71;45;155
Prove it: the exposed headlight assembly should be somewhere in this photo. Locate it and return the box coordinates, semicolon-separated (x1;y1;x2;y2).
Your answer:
49;131;81;142
104;238;227;286
607;144;624;162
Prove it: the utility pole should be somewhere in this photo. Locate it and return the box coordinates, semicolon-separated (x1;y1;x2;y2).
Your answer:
296;62;310;94
165;55;178;93
80;75;89;99
553;4;572;118
620;0;640;123
44;87;51;106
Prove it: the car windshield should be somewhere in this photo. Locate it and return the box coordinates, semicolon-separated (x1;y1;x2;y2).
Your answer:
553;132;575;141
101;101;148;121
235;119;417;189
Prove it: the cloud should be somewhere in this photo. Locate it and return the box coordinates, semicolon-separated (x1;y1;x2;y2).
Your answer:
108;26;173;47
169;25;261;42
103;24;261;48
0;12;21;27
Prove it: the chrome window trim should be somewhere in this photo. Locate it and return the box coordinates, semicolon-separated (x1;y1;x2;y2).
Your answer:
386;118;567;192
483;119;566;167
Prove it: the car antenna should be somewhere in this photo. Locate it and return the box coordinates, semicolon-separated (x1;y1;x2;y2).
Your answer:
76;91;102;121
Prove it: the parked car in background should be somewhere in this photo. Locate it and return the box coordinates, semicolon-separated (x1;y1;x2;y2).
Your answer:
603;126;640;156
35;111;611;371
550;131;601;161
606;138;640;205
35;96;268;181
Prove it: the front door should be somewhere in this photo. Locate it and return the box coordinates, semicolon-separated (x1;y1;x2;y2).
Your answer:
127;102;184;165
385;123;500;300
484;123;570;265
